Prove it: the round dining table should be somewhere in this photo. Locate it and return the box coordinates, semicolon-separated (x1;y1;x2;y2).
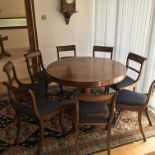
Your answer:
46;57;127;91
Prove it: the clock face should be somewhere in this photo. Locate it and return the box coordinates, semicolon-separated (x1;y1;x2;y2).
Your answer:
65;0;74;4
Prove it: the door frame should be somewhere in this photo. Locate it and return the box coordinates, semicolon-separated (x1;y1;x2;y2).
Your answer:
24;0;39;51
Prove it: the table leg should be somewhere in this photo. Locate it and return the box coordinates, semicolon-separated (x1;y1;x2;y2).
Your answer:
104;86;110;93
81;88;91;94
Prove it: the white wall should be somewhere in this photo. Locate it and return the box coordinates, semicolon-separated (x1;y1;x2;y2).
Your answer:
34;0;95;67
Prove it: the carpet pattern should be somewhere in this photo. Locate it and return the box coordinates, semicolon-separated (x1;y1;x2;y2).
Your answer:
0;87;155;155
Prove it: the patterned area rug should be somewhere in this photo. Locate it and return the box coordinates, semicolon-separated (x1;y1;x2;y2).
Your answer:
0;87;155;155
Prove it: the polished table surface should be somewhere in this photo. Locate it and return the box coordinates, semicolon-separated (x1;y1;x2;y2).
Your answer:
46;57;127;88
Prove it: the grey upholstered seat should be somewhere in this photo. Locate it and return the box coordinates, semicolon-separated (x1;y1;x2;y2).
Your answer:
80;114;109;123
19;97;64;118
112;76;135;91
79;101;109;122
116;89;147;106
34;70;50;81
80;101;109;113
20;83;45;97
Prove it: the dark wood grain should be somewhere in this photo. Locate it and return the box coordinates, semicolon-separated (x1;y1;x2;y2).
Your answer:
47;57;127;88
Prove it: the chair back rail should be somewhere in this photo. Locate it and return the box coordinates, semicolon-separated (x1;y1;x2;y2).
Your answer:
24;50;45;83
93;46;113;59
56;45;76;60
3;61;21;86
126;52;147;83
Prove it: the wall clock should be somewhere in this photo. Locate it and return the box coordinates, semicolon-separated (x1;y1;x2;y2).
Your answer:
60;0;77;24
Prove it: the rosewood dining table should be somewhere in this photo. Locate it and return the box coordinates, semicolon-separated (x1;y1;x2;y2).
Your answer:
46;57;127;93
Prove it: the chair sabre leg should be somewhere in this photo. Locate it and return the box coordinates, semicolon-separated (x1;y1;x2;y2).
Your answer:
138;111;146;141
37;121;44;155
15;115;21;145
107;123;112;155
76;123;79;155
145;107;152;126
112;110;121;127
104;86;110;93
59;110;66;134
59;84;64;94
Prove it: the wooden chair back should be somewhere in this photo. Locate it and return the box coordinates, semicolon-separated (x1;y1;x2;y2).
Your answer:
126;52;147;83
3;61;21;86
76;93;116;121
93;46;113;59
24;50;45;83
56;45;76;60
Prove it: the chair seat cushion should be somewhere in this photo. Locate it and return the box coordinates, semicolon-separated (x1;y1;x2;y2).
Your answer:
79;101;109;122
117;89;147;106
112;76;135;90
20;83;45;97
19;97;64;118
80;114;109;123
34;70;50;81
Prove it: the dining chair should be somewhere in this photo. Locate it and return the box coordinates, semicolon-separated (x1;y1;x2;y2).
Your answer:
93;46;113;59
4;82;66;154
75;92;116;155
56;45;77;94
24;50;52;96
3;61;45;97
92;46;113;94
56;45;76;60
111;52;147;92
116;80;155;141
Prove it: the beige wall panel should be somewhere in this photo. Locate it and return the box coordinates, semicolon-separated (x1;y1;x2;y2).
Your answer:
0;0;25;18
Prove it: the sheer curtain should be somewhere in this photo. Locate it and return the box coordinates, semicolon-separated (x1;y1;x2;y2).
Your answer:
95;0;155;106
142;8;155;107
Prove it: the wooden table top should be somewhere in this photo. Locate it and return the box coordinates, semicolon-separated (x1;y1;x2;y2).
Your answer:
46;57;127;88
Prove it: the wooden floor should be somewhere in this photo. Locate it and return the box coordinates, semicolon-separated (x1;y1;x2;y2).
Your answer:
93;137;155;155
0;80;155;155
